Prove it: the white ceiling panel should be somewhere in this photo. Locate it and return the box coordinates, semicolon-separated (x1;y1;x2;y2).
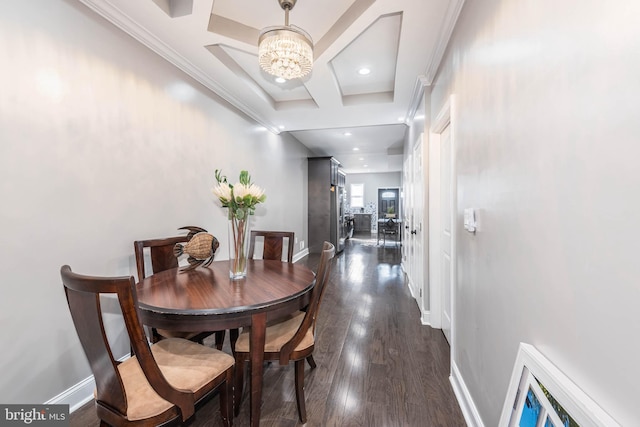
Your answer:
331;13;401;97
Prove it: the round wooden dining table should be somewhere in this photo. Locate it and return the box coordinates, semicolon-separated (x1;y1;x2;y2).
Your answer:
136;259;316;427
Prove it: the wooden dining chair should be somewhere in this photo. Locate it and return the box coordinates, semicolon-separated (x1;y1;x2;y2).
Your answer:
233;241;336;423
134;236;225;350
228;230;297;351
248;230;295;262
61;265;234;427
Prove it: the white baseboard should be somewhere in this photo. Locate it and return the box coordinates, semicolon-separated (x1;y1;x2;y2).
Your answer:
406;276;431;326
45;375;94;413
293;248;309;263
450;360;485;427
420;309;431;325
46;354;131;413
408;280;419;301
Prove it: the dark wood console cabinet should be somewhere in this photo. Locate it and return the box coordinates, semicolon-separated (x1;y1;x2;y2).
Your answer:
353;213;372;232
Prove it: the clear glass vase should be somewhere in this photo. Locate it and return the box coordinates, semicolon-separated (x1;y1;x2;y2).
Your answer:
228;210;250;280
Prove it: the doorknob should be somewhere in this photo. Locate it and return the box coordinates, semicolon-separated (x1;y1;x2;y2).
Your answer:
411;230;417;235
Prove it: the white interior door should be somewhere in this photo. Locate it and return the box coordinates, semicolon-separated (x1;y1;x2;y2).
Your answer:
402;155;412;266
440;124;452;343
411;135;424;306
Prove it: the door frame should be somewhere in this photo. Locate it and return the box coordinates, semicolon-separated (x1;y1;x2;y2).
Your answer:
428;95;457;349
377;187;400;221
409;134;424;311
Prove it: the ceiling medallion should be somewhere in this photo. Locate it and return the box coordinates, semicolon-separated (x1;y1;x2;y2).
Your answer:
258;0;313;80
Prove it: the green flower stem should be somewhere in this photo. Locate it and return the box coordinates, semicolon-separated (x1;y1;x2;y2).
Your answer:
230;213;248;277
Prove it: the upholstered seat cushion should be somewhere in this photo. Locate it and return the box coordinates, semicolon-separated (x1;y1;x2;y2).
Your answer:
115;338;234;421
235;311;314;353
155;328;201;340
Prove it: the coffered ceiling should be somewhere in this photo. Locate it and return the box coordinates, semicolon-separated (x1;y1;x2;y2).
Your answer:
80;0;464;173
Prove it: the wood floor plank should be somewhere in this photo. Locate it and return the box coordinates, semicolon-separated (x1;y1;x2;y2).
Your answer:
69;234;466;426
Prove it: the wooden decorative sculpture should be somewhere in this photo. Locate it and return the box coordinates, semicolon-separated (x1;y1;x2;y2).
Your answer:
173;226;220;271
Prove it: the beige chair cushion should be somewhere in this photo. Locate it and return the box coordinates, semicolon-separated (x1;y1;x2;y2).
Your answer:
155;329;201;340
235;311;314;353
116;338;234;421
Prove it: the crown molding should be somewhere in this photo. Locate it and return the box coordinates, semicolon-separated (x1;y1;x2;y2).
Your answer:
424;0;466;84
405;75;430;123
78;0;280;134
404;0;465;123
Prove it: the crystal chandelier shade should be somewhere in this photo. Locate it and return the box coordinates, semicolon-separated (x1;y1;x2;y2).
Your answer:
258;27;313;80
258;0;313;80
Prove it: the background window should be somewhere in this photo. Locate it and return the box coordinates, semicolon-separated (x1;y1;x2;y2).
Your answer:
350;184;364;208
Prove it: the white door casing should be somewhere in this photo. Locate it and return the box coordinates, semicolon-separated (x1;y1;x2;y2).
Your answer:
401;133;425;311
429;96;456;348
428;129;442;329
402;144;418;301
440;123;452;344
410;134;424;309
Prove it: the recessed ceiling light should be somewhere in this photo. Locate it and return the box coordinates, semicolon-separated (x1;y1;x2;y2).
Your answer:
278;125;285;130
363;164;369;167
358;68;371;75
275;77;286;84
344;132;352;136
359;157;364;161
398;116;405;122
353;147;360;151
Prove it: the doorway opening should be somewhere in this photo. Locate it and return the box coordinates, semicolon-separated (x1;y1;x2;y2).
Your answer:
378;188;400;220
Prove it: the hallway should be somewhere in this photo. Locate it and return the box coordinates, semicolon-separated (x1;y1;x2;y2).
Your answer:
71;237;465;426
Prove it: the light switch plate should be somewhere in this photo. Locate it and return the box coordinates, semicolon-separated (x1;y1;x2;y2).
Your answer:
464;208;476;233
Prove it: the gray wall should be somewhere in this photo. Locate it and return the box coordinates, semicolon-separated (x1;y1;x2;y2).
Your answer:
0;1;311;404
431;0;640;425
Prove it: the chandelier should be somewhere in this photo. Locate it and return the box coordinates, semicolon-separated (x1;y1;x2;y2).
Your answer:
258;0;313;80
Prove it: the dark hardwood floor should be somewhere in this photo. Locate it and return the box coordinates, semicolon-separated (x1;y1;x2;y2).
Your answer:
70;233;466;426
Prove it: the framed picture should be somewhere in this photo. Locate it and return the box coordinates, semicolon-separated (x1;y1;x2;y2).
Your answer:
499;343;620;427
